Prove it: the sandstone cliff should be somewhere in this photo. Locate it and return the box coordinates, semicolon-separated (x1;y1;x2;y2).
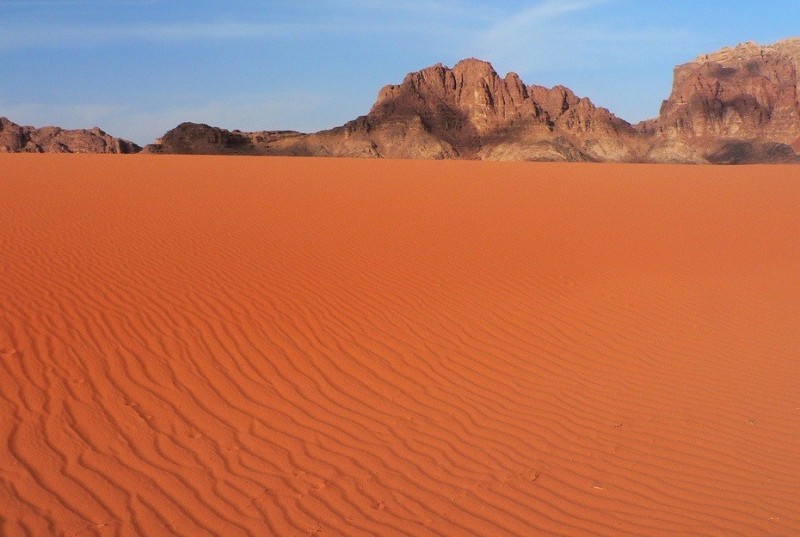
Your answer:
147;59;642;162
0;117;141;154
640;38;800;163
19;37;796;163
364;58;640;161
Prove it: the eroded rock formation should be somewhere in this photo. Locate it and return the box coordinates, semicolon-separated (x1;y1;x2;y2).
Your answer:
639;38;800;162
8;38;799;163
146;59;642;162
0;117;140;154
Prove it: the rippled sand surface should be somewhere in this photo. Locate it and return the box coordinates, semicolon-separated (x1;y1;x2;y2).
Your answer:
1;155;799;536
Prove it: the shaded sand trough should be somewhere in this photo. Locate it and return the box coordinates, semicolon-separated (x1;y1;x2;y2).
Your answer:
1;155;799;536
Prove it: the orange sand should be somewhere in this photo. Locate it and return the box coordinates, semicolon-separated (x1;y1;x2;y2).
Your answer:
1;155;799;536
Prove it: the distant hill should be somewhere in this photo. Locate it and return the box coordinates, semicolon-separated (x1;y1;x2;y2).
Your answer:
0;117;140;154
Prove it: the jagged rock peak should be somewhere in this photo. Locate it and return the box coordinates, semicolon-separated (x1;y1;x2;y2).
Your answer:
452;57;498;77
370;58;629;139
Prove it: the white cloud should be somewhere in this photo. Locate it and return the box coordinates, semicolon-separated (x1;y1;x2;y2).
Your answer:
474;0;695;74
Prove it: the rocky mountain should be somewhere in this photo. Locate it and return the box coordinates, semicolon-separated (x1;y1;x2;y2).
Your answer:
639;38;800;163
146;58;643;162
5;38;799;162
362;58;642;161
0;117;141;154
148;39;800;163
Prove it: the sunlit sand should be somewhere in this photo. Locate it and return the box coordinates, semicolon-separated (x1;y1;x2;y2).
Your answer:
1;155;798;536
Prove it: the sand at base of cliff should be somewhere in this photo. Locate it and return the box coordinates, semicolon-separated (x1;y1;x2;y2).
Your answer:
1;155;798;536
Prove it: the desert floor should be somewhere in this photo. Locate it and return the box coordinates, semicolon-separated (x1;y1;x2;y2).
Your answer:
1;155;799;536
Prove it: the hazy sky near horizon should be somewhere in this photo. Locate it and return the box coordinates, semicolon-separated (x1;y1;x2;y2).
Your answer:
1;0;798;145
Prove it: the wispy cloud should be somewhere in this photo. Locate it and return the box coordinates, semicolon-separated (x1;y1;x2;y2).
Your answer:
486;0;613;32
1;0;157;5
477;0;615;67
475;0;695;74
0;0;501;51
0;0;706;131
0;21;336;50
333;0;500;20
0;11;478;51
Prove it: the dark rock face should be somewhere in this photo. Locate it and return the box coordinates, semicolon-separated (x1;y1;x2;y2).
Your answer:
0;117;140;154
707;141;798;164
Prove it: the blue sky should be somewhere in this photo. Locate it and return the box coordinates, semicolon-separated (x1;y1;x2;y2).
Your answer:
1;0;797;145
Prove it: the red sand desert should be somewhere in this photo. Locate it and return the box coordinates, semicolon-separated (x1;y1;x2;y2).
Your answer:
1;155;799;536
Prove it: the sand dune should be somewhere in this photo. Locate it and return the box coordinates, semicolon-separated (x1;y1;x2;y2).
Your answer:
1;155;798;536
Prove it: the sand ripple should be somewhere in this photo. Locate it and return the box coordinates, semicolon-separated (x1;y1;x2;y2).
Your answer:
1;155;798;536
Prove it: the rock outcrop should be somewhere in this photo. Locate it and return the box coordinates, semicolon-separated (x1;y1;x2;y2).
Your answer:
361;59;642;161
142;122;382;158
150;41;800;163
639;38;800;163
9;38;799;163
0;117;140;154
147;59;642;162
